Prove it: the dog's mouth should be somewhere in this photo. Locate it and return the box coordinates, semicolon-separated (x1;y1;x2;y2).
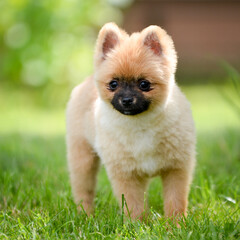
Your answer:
123;110;134;115
114;106;149;116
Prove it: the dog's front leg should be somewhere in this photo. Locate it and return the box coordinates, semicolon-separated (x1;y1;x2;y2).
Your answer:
67;139;99;215
109;172;149;220
161;169;191;219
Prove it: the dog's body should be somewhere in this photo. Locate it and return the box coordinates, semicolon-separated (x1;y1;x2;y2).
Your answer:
66;23;196;219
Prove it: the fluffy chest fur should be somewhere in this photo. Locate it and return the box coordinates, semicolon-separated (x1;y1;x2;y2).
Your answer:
94;98;180;176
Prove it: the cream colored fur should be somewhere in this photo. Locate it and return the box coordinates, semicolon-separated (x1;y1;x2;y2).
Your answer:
66;23;196;220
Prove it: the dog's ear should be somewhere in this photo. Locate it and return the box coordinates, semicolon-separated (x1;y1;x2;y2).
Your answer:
143;31;162;56
141;25;177;74
94;22;128;66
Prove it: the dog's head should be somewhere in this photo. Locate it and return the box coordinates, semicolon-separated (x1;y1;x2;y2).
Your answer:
94;22;177;116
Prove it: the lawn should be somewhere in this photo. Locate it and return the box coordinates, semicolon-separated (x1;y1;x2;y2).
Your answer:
0;84;239;239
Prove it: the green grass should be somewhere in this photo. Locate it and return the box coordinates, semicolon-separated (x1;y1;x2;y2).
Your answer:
0;84;240;239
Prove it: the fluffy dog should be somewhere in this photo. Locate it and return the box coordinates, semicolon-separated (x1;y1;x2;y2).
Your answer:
66;23;196;220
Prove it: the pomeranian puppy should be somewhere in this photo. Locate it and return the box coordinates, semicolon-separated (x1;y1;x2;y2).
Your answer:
66;23;196;220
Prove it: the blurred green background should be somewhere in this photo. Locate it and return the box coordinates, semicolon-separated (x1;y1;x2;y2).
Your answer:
0;0;239;138
0;0;126;106
0;0;239;130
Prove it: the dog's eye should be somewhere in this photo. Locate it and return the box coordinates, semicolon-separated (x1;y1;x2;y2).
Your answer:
139;80;151;91
109;80;118;91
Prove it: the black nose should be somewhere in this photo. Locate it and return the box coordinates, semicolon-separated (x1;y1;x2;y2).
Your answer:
122;97;133;107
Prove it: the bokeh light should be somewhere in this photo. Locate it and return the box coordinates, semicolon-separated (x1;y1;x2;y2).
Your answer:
0;0;123;87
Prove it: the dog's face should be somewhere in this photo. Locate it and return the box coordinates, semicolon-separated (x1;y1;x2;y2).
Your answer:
108;78;151;115
94;23;177;116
